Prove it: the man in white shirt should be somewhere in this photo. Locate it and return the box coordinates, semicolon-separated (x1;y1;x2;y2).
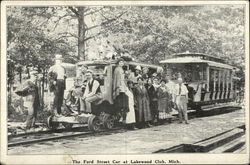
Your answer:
165;74;176;115
165;75;175;100
48;54;66;116
80;70;102;113
174;78;189;124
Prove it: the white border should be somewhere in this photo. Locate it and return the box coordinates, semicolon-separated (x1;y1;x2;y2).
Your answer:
1;1;249;164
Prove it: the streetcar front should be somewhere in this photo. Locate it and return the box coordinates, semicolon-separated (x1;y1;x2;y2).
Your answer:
160;53;238;109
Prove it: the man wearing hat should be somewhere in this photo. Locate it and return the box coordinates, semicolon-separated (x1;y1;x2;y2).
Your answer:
80;69;102;113
48;54;66;116
174;78;189;124
22;69;40;131
133;65;142;83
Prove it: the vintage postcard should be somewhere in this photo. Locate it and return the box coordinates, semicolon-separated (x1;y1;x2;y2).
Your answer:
1;0;249;164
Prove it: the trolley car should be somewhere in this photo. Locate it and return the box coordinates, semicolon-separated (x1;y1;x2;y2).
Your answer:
160;53;239;109
47;59;162;131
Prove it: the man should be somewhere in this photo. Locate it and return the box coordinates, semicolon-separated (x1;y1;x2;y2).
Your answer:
22;69;40;131
165;74;175;98
80;70;102;113
48;54;66;116
133;65;142;83
165;74;176;115
174;78;189;124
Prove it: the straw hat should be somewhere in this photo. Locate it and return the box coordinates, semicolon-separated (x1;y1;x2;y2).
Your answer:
135;65;142;71
30;70;38;75
86;69;93;74
55;54;63;60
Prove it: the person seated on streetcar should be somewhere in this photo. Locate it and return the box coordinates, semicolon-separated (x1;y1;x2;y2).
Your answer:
80;70;102;114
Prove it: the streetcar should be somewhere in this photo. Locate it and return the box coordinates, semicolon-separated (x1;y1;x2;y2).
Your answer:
47;58;162;131
160;52;240;110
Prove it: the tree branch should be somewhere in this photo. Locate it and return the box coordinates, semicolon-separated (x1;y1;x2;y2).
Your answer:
86;24;100;31
57;32;79;40
84;31;104;42
52;14;71;31
86;11;126;31
84;8;103;17
100;11;126;25
68;7;79;17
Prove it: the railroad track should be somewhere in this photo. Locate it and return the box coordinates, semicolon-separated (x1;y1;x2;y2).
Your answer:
8;104;242;148
8;126;126;147
8;125;88;138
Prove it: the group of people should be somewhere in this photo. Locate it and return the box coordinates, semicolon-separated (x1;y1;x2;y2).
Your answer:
112;58;190;129
16;54;66;131
18;54;190;131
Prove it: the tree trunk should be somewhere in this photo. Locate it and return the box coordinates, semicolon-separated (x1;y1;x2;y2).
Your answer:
77;7;86;60
19;71;22;83
41;69;45;109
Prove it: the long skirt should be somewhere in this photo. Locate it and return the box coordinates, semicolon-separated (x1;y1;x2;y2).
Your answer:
137;97;152;122
158;97;171;119
114;92;129;112
150;100;158;120
125;90;136;124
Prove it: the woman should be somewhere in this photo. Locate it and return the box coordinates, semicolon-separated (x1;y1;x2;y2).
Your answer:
146;78;158;123
124;80;136;129
142;67;149;80
134;77;152;128
157;79;172;121
113;58;128;122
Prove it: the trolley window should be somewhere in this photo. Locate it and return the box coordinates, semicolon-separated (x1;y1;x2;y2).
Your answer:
167;63;207;82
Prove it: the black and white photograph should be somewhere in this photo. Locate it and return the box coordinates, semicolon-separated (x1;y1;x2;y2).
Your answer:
0;0;249;164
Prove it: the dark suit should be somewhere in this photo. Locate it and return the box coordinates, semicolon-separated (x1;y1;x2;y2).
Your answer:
146;85;158;120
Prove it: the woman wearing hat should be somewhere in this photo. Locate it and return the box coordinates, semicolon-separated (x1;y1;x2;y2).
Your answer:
157;79;171;121
124;80;136;129
133;77;152;128
113;58;129;122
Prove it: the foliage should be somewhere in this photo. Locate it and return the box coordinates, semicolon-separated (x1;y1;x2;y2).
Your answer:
100;5;245;67
7;6;77;71
7;5;246;74
6;5;246;124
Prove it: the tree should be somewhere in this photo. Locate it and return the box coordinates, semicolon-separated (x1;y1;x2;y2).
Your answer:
101;5;245;68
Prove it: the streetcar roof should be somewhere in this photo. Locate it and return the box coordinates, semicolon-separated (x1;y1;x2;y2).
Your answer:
171;52;225;63
77;60;161;69
160;57;236;70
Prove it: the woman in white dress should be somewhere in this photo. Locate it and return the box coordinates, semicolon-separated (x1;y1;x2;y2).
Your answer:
125;80;136;129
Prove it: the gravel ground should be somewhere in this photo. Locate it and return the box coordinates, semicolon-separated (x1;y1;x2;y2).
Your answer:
8;107;245;155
